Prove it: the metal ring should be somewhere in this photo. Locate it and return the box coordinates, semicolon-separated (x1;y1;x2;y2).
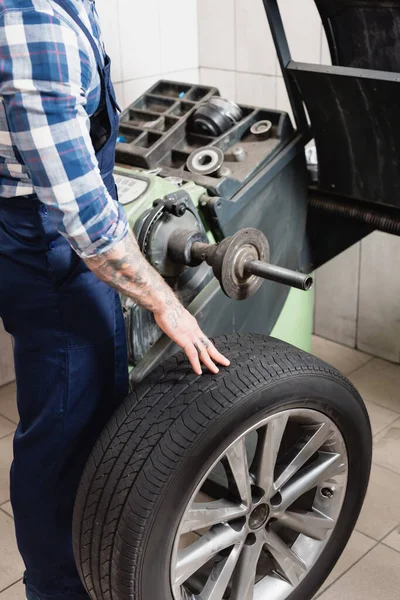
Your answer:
250;120;273;140
187;147;225;176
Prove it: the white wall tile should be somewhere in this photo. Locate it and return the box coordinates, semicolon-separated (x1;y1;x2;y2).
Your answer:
164;69;200;85
113;82;125;110
123;71;200;108
0;320;14;387
278;0;322;64
118;0;161;80
123;75;161;107
198;0;236;70
358;232;400;362
160;0;199;73
200;68;236;100
236;72;276;108
236;0;277;76
95;0;123;82
314;244;361;348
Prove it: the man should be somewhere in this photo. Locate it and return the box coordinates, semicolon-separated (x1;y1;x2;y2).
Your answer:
0;1;229;599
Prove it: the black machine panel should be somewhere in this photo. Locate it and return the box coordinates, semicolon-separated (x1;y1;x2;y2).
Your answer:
289;62;400;208
315;0;400;72
279;0;400;211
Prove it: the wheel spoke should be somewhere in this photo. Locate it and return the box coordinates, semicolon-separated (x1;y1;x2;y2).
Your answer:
265;529;307;587
226;438;252;506
181;499;247;534
278;452;345;513
278;509;335;541
175;525;245;586
230;534;266;600
254;414;288;497
274;422;333;491
199;542;244;600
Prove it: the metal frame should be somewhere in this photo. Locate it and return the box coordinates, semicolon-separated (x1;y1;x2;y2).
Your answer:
261;0;310;134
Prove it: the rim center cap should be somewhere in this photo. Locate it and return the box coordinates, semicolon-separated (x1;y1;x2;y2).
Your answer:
249;503;270;530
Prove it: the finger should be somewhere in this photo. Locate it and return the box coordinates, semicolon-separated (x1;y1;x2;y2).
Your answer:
193;341;220;374
200;338;231;367
184;344;203;375
199;350;220;374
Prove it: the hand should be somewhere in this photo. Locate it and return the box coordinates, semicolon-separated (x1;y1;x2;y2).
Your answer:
83;230;229;375
154;302;230;375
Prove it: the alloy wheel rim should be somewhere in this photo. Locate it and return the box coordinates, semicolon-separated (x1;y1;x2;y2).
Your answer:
171;408;348;600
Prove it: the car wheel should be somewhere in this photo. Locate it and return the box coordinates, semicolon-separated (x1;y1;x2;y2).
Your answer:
73;333;372;600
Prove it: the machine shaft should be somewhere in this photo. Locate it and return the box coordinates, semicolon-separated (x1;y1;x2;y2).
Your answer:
168;228;313;299
245;260;313;291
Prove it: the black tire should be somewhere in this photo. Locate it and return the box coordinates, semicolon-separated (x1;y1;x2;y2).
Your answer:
73;334;372;600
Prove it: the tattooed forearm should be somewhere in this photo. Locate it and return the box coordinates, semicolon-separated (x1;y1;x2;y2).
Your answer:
84;229;179;316
167;303;184;329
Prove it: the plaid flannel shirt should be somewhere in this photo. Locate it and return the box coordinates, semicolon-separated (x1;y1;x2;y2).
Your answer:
0;0;128;257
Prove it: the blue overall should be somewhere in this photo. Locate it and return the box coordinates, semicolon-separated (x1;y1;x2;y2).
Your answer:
0;2;129;599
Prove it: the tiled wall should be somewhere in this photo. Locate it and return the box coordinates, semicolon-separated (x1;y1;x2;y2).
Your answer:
199;0;400;363
96;0;200;110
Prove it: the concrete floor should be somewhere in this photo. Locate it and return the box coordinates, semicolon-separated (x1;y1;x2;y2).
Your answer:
0;336;399;599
